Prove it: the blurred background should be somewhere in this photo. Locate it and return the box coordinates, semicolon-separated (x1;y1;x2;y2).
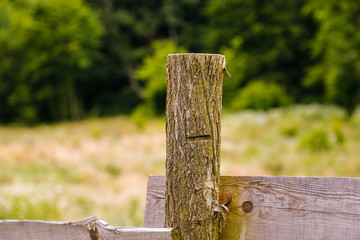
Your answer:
0;0;360;227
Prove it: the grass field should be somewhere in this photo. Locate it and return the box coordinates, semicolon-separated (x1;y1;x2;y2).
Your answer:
0;104;359;226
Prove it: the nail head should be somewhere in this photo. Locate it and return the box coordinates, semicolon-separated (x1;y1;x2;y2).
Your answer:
219;193;232;206
242;201;253;213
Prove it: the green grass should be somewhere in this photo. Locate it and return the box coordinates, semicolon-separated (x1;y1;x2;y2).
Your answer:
0;105;359;226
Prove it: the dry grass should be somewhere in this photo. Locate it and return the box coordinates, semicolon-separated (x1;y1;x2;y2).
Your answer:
0;104;359;226
0;117;165;226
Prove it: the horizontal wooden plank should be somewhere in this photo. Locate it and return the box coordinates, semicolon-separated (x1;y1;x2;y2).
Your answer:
0;217;173;240
144;175;360;239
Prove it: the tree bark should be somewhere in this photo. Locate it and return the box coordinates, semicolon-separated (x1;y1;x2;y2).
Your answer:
165;54;225;239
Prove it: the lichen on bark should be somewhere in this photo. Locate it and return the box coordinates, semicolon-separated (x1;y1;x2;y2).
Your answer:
165;53;225;239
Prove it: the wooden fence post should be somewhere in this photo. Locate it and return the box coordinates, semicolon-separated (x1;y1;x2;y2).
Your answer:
165;54;226;239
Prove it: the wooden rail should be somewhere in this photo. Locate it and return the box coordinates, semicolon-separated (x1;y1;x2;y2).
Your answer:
144;175;360;240
0;217;173;240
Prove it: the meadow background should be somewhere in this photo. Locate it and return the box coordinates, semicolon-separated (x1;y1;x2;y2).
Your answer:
0;0;360;227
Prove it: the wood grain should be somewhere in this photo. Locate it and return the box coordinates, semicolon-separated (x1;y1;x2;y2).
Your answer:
144;175;166;228
143;176;166;228
0;216;173;240
165;54;225;239
144;175;360;239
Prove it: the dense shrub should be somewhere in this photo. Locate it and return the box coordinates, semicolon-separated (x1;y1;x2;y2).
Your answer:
300;125;345;152
232;81;291;111
132;40;187;126
300;128;330;151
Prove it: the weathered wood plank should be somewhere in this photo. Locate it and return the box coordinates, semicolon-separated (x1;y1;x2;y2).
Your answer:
144;175;360;239
0;217;173;240
220;176;360;240
0;217;94;240
144;175;166;228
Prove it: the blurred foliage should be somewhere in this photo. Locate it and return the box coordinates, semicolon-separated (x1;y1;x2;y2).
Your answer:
299;123;345;152
300;128;331;151
232;81;291;111
0;0;359;124
206;0;315;104
135;40;187;115
0;184;62;220
0;0;103;124
132;40;187;127
79;0;204;119
303;0;360;112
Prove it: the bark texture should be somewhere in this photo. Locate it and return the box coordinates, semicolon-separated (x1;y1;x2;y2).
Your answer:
165;54;225;239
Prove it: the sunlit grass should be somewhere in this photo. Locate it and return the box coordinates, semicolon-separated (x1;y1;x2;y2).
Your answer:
0;105;359;226
0;116;164;226
222;104;359;177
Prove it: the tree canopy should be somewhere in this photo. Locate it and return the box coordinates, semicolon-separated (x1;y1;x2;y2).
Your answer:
0;0;103;124
0;0;359;124
303;0;360;112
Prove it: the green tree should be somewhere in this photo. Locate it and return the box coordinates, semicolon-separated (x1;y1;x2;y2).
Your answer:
0;0;103;123
204;0;315;108
134;39;187;119
303;0;360;112
232;80;291;111
80;0;205;117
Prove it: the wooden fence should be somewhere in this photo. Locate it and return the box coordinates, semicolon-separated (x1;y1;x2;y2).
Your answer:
144;175;360;239
1;53;360;239
0;217;173;240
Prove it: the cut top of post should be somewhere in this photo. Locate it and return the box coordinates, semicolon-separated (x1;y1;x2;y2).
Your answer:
168;53;225;57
